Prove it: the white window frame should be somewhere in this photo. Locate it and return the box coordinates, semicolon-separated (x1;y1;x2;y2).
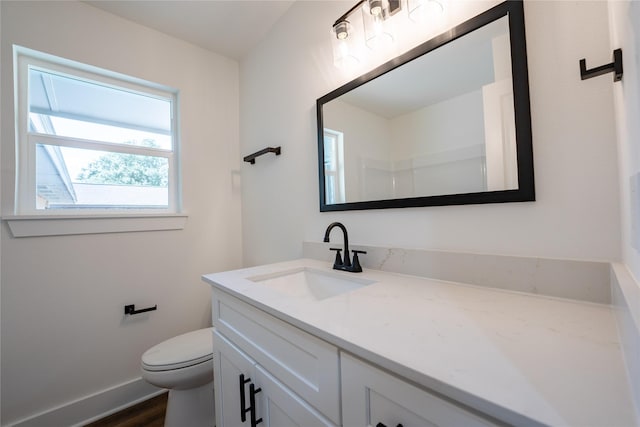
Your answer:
7;46;186;237
323;128;346;204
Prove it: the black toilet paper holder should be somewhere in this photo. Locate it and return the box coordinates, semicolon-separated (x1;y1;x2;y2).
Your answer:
124;304;157;315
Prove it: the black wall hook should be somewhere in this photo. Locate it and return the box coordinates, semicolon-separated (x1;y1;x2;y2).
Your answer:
580;48;623;82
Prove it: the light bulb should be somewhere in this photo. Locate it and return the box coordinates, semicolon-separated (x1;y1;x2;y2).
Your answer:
331;20;360;69
363;2;394;50
333;20;350;40
339;41;350;58
368;0;383;16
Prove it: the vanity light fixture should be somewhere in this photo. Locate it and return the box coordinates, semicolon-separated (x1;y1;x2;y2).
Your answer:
331;18;360;68
368;0;383;16
333;20;350;40
362;0;395;50
331;0;444;68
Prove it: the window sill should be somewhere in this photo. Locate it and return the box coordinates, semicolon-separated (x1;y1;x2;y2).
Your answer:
3;214;188;237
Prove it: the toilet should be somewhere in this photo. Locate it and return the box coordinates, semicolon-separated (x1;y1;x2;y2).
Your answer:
141;328;215;427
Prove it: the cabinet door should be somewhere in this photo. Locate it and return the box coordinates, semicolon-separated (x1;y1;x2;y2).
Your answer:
255;365;337;427
213;292;340;424
341;353;500;427
214;330;256;427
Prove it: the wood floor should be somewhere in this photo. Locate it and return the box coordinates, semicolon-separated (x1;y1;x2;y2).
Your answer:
84;393;168;427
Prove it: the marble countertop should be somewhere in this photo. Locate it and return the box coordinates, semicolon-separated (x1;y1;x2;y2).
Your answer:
202;258;637;427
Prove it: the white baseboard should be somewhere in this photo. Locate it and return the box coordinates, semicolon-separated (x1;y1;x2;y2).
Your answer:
9;377;165;427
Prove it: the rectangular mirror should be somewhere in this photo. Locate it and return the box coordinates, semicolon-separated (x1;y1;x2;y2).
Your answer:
317;0;534;211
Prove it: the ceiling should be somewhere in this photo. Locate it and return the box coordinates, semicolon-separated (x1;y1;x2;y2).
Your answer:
84;1;295;61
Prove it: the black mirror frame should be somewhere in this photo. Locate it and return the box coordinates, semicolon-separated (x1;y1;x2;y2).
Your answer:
316;0;534;212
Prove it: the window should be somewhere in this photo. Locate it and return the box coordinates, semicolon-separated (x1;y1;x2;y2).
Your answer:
14;46;180;215
323;129;345;204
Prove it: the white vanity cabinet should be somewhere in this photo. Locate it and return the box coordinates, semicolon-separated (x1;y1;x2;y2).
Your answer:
204;258;637;427
212;289;502;427
341;353;501;427
212;291;340;427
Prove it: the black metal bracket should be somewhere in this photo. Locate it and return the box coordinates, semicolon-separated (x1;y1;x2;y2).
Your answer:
580;48;623;82
334;0;365;27
243;147;281;164
124;304;157;315
334;0;401;27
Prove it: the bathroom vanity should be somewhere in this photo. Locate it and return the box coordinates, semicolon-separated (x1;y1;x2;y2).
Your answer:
203;258;636;427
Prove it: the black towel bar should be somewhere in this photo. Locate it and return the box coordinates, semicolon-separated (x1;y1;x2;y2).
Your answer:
243;147;281;164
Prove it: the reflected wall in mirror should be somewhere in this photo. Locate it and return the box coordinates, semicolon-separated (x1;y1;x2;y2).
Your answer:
317;0;534;211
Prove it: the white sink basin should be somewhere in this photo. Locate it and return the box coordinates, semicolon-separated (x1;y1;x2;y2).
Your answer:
247;267;376;301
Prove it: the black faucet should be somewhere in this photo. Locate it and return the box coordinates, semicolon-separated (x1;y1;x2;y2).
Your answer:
323;222;366;273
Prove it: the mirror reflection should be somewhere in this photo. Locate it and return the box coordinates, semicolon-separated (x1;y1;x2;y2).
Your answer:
317;1;534;211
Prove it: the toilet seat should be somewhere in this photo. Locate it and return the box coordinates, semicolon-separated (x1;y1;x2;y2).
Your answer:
142;328;213;372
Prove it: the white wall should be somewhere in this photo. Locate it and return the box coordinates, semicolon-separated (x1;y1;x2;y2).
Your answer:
608;2;640;414
392;90;487;196
241;0;621;265
609;1;640;285
0;0;3;417
0;1;242;425
323;99;392;201
391;90;485;160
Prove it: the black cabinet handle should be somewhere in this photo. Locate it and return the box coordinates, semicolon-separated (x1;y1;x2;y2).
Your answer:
249;383;263;427
239;374;251;422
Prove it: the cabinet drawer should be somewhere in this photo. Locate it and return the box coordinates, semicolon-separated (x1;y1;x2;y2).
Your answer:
341;353;501;427
212;291;340;424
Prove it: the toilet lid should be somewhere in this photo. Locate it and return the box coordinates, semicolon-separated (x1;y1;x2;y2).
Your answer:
142;328;213;371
